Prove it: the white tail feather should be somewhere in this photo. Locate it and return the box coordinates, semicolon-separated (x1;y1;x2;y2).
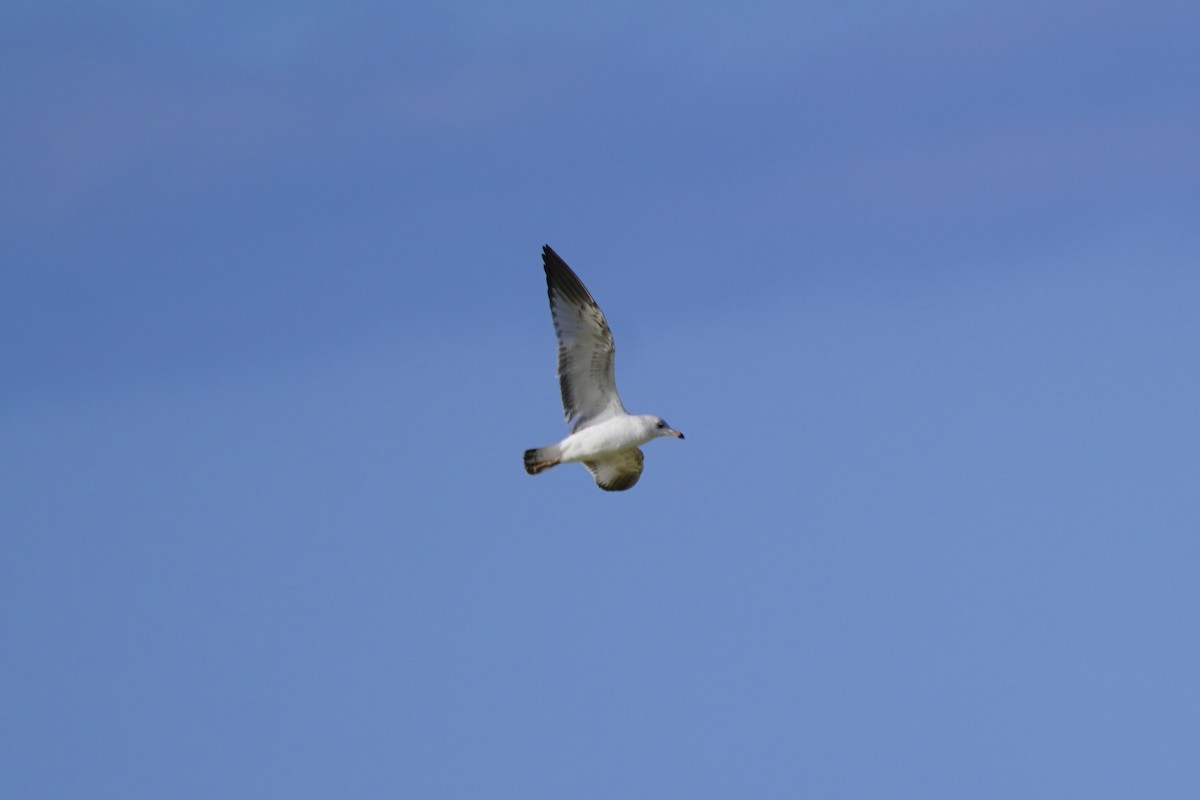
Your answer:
524;444;562;475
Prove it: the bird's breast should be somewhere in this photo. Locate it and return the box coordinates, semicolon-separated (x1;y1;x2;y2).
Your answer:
560;416;649;461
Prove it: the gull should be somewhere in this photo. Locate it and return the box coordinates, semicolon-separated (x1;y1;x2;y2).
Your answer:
524;245;684;491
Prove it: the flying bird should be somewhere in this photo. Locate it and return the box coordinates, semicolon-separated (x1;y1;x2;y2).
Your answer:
524;245;684;491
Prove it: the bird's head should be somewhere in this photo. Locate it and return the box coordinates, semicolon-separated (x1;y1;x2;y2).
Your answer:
652;417;685;440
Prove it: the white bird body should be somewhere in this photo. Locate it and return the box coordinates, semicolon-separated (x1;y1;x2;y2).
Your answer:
557;415;662;464
524;246;683;491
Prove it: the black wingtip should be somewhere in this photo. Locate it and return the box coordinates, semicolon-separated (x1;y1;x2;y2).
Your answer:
540;244;595;306
542;244;565;269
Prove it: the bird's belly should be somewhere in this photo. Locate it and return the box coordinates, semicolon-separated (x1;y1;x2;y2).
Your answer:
559;419;648;462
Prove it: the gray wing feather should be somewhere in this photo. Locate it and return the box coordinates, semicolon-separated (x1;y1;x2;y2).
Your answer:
583;448;644;492
543;245;625;431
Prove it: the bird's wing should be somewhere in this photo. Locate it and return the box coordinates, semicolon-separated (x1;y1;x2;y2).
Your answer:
583;448;644;492
542;245;626;431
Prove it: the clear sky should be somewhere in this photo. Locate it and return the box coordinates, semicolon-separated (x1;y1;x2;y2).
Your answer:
3;1;1199;797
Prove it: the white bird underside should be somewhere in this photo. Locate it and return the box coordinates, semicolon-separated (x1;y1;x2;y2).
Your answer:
524;245;683;492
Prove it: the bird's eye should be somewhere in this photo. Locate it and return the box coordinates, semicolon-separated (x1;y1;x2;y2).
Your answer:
656;421;666;428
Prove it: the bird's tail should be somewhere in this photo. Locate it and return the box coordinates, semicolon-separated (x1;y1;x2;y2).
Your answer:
524;444;562;475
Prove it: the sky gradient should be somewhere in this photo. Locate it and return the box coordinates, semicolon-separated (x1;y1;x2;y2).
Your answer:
4;1;1199;797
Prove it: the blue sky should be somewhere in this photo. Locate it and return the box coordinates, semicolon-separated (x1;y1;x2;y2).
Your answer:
3;1;1199;797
